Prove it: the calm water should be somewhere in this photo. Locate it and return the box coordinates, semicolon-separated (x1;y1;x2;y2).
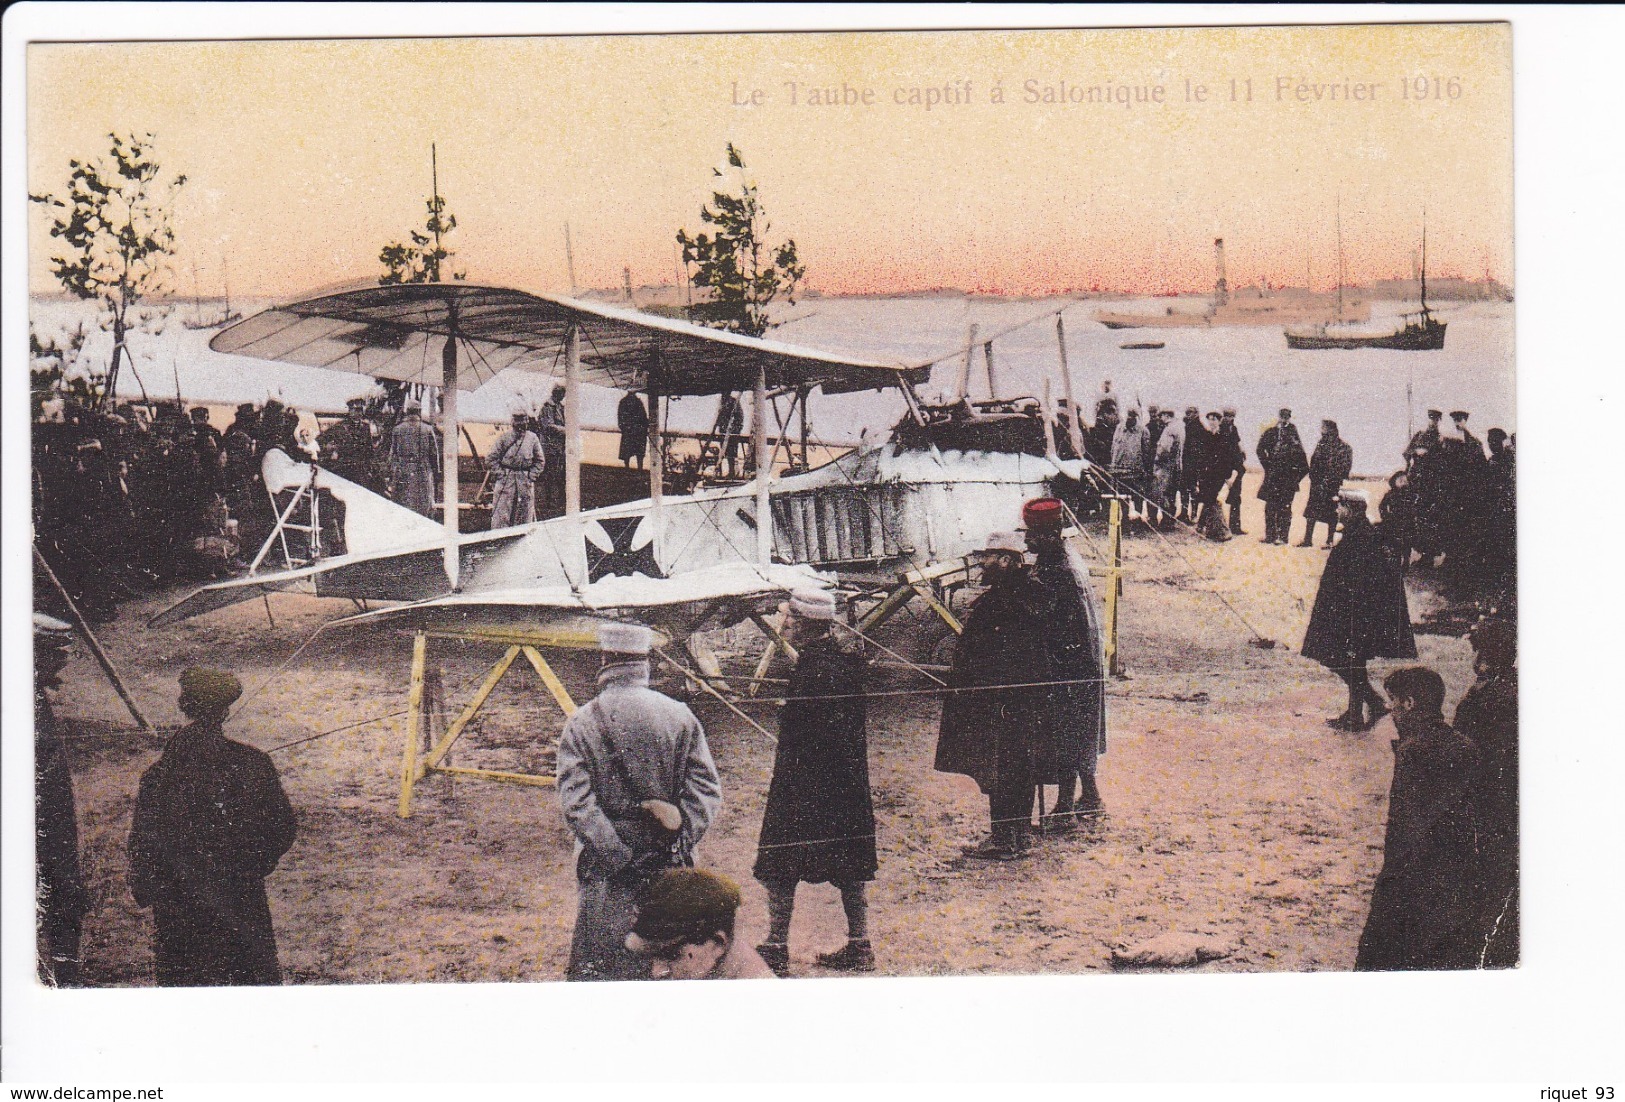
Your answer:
32;293;1513;477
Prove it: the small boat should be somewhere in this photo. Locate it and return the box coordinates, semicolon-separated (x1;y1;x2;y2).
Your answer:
1119;340;1165;350
1285;215;1446;351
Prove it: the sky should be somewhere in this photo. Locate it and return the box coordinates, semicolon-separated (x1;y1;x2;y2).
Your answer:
27;22;1512;299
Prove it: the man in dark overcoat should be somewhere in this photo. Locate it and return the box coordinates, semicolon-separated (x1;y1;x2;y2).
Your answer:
753;589;877;977
1302;490;1418;729
1454;617;1519;967
617;391;649;469
935;530;1055;859
1193;412;1234;542
1218;407;1249;535
128;668;298;986
36;615;89;987
1355;666;1481;971
1299;419;1354;548
318;397;382;491
1022;499;1107;830
1257;408;1309;545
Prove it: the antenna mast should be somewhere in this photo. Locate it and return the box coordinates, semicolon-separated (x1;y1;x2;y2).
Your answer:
430;143;443;282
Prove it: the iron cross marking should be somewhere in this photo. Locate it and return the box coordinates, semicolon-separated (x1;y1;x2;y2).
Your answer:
585;516;665;583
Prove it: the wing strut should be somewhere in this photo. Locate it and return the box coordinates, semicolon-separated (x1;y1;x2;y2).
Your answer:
441;313;460;589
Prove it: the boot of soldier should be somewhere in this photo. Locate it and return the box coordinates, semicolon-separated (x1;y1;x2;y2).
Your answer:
1075;774;1105;818
815;939;876;973
756;941;790;978
1297;521;1316;547
1230;502;1245;535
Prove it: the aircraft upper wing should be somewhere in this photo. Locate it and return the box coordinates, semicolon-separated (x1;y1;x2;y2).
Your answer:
209;283;929;396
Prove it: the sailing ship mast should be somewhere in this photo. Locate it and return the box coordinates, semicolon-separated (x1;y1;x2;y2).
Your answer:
1335;194;1345;321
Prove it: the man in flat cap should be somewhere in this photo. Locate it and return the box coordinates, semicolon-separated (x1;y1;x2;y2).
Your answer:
1256;408;1309;545
486;408;545;529
625;869;776;980
128;668;298;985
753;588;877;977
936;530;1056;859
387;398;441;517
557;622;722;980
35;615;89;986
1302;490;1417;730
1021;499;1108;830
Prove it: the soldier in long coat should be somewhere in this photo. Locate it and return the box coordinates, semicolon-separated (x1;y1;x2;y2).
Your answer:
1193;412;1234;542
1356;666;1481;971
556;623;722;981
486;412;545;529
935;531;1056;859
318;398;381;491
1109;408;1151;517
536;385;568;518
617;391;649;469
1256;409;1309;545
128;669;298;986
1022;499;1107;830
1454;618;1519;967
1151;410;1184;530
753;589;877;976
1218;408;1249;535
36;615;89;987
1302;490;1418;729
386;400;441;517
1300;420;1354;548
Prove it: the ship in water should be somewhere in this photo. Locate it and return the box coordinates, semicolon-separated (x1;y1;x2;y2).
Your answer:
1095;238;1369;330
1284;219;1446;351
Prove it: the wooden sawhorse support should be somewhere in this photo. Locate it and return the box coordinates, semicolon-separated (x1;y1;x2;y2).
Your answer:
397;626;596;818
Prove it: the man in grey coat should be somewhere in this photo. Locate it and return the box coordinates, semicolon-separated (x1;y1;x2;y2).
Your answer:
386;399;441;518
486;411;545;529
556;622;722;981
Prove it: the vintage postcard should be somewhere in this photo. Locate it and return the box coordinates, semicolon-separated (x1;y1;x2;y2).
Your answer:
16;7;1534;1067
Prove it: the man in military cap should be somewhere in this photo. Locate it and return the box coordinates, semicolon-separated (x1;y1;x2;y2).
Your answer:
1218;407;1249;535
624;869;776;980
936;530;1055;859
319;397;381;491
753;588;877;977
128;668;298;986
1257;408;1309;545
386;398;441;517
1194;411;1234;542
487;408;545;529
1022;498;1107;829
35;614;89;986
536;384;568;518
1302;490;1417;730
557;622;722;981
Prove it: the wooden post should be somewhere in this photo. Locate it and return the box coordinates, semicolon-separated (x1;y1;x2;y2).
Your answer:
1105;498;1124;676
984;340;999;400
1040;379;1059;461
564;324;582;518
797;386;810;468
1055;316;1087;461
753;363;771;565
648;391;665;558
440;329;461;589
32;545;150;729
398;632;429;818
954;323;979;401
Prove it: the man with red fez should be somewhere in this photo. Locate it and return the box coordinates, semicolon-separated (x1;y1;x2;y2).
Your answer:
1022;498;1108;828
935;530;1056;859
128;668;298;986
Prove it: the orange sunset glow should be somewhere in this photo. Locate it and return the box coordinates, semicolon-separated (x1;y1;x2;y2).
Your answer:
27;23;1511;299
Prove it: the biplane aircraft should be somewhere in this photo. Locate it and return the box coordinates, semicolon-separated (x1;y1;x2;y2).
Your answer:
154;282;1111;641
150;283;1118;811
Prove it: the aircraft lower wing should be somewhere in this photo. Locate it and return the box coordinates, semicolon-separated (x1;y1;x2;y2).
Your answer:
325;562;833;640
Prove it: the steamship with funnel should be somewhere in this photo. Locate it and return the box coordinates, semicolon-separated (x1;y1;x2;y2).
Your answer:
1095;238;1369;330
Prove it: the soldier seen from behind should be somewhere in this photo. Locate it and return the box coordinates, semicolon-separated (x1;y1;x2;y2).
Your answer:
128;668;298;986
753;589;877;977
1302;489;1418;730
1300;419;1353;549
1355;666;1480;972
617;390;649;470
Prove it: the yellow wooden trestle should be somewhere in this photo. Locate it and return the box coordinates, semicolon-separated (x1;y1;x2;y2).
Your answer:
397;627;598;818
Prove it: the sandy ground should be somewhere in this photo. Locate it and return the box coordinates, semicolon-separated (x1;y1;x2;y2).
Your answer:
46;473;1477;985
